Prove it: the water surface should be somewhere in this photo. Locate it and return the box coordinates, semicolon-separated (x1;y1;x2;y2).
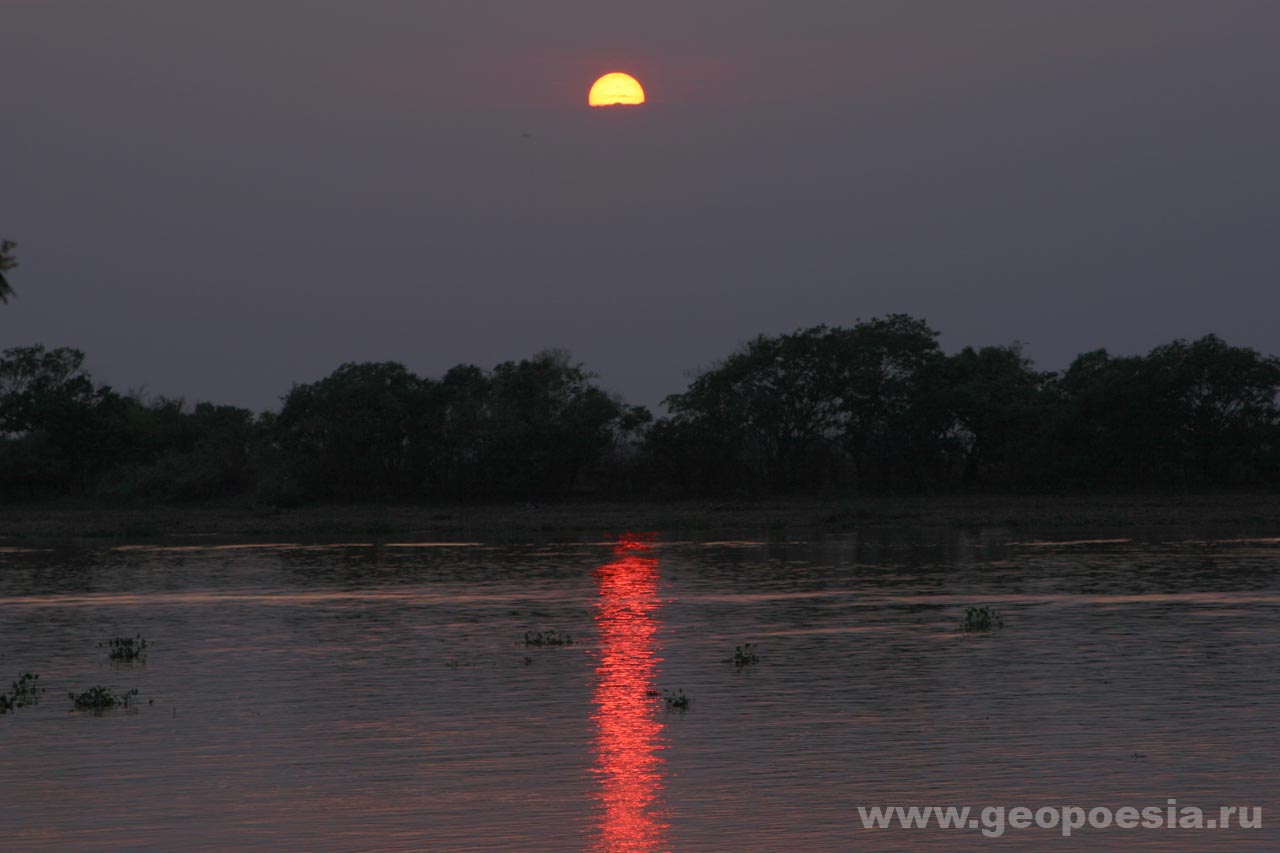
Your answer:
1;530;1276;850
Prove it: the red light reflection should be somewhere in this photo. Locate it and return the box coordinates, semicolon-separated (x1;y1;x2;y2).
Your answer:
590;534;669;852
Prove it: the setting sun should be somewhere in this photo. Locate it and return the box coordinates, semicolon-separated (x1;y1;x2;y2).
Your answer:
588;72;645;107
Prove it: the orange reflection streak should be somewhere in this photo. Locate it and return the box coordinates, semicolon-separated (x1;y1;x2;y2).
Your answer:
590;534;669;852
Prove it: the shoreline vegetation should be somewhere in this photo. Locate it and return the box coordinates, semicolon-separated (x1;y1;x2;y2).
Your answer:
4;493;1280;544
5;317;1280;510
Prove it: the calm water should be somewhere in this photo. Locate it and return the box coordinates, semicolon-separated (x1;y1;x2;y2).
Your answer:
0;530;1277;851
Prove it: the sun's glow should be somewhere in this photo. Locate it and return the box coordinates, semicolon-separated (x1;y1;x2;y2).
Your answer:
589;72;646;107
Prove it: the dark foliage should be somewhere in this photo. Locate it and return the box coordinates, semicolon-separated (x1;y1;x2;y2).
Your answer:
3;318;1279;503
648;318;1280;494
0;239;16;303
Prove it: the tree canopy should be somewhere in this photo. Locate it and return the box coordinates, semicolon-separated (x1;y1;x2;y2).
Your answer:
3;320;1279;503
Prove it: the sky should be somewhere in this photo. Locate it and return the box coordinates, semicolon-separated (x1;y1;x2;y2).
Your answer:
3;1;1278;414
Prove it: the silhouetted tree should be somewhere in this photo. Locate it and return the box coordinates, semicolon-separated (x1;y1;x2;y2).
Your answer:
274;361;433;500
1050;336;1280;488
425;364;493;499
94;398;262;501
1052;349;1146;485
486;350;629;499
829;315;945;490
271;352;639;502
0;346;268;500
655;315;945;493
5;325;1280;504
593;401;654;494
933;344;1056;488
1145;336;1280;485
0;240;16;304
660;327;849;492
0;345;95;432
0;345;115;495
421;351;636;500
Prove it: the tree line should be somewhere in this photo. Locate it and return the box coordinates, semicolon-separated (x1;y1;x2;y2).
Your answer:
2;315;1279;504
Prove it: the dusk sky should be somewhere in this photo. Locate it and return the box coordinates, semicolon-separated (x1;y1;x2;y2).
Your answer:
3;1;1278;413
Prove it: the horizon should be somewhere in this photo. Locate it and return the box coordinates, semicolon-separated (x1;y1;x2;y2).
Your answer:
8;318;1275;417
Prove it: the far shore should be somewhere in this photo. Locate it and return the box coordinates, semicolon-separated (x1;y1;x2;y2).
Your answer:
4;493;1280;545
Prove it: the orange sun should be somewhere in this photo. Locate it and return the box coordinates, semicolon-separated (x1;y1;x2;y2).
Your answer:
589;72;646;107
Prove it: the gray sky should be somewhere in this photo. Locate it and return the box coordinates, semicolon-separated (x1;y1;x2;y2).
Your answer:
3;1;1278;413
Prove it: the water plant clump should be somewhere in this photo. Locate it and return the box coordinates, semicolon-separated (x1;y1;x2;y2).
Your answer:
101;634;149;662
663;689;691;711
0;673;44;714
960;606;1004;632
523;630;574;647
68;686;139;713
724;643;760;667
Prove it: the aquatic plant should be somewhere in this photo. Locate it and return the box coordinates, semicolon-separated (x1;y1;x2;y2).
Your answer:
960;606;1004;632
663;689;691;711
101;634;149;662
723;643;760;667
523;630;574;647
0;673;44;714
68;686;139;713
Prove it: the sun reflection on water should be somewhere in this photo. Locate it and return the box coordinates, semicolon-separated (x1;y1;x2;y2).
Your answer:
590;533;669;852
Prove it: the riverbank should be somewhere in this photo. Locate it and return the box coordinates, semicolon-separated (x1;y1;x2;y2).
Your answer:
4;493;1280;544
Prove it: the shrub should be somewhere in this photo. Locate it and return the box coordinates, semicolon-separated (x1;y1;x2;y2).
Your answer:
0;673;43;713
69;686;139;712
960;606;1004;632
723;643;760;667
101;634;149;662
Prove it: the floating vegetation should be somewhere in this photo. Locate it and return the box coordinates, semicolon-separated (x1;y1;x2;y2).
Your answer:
523;630;574;647
960;606;1004;632
68;686;139;713
101;634;149;662
663;689;691;711
0;673;44;714
723;643;760;667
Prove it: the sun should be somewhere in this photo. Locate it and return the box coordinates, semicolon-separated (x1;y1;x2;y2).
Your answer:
588;72;646;107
